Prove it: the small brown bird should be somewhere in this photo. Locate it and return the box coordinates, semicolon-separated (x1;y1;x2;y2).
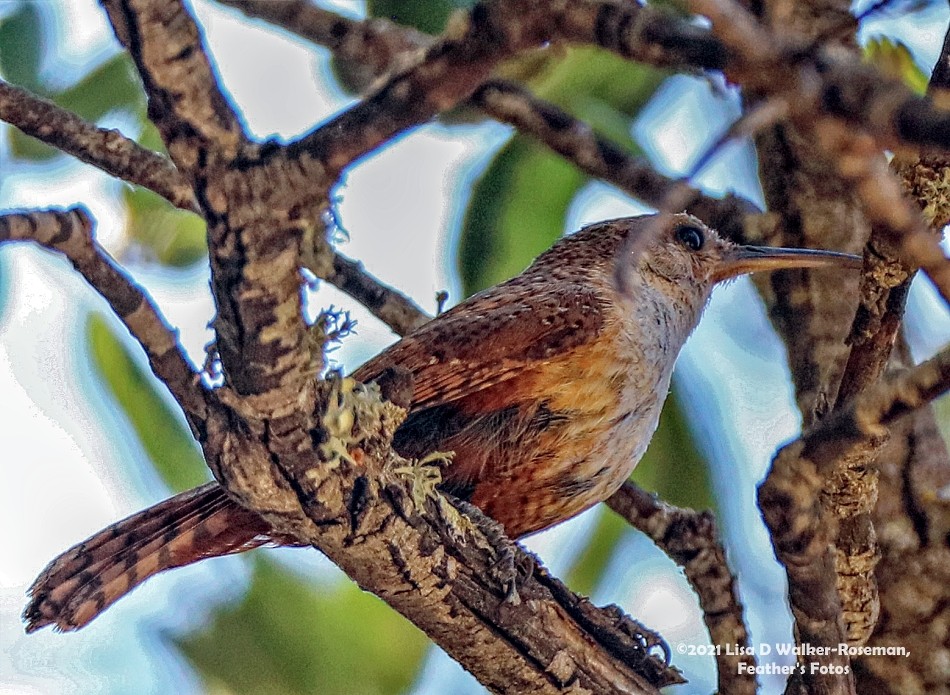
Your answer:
24;213;860;632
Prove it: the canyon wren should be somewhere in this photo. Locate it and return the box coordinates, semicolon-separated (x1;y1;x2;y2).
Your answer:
23;213;861;632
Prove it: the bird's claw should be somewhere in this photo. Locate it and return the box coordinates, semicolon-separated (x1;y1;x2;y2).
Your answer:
450;497;523;604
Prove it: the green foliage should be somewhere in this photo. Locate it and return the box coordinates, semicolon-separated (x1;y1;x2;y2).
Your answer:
55;53;144;122
933;390;950;444
5;46;144;160
174;557;429;695
1;3;145;159
121;122;205;267
458;48;664;295
367;0;473;35
564;507;630;597
123;186;207;267
527;47;664;129
0;3;44;91
86;313;208;492
863;36;929;95
459;136;586;293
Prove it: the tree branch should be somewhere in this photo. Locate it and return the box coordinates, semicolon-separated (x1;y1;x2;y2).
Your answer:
286;0;731;179
0;207;206;421
835;30;950;408
201;379;679;694
690;3;950;692
607;483;756;695
813;117;950;304
760;346;950;695
219;1;755;242
209;10;759;687
0;79;198;213
99;0;245;172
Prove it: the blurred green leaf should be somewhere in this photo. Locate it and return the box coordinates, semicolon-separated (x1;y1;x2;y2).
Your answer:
565;507;630;597
530;46;665;122
137;120;167;153
1;4;52;160
459;136;586;294
0;4;44;91
864;36;929;95
631;386;713;511
8;128;56;160
174;557;428;695
367;0;473;34
933;392;950;444
7;51;146;161
58;52;144;121
124;186;207;267
86;313;207;491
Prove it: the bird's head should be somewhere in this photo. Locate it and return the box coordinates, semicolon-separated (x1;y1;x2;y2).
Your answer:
614;213;861;308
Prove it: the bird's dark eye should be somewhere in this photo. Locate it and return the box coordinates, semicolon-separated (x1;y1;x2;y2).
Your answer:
674;224;705;252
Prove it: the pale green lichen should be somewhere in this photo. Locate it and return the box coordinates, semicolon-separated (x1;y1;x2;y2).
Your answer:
391;451;450;509
315;372;403;468
314;373;469;535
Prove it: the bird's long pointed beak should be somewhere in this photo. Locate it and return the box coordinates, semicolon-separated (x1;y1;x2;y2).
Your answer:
713;245;863;283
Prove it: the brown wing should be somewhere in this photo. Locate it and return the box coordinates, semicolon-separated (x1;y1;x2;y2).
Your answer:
351;280;606;411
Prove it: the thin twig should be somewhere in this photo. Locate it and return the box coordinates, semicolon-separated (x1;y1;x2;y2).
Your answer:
0;79;199;213
607;483;756;695
470;81;758;241
0;207;207;422
320;252;431;336
690;0;950;151
836;237;913;407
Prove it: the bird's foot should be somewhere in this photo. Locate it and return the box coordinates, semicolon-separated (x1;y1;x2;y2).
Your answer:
448;498;523;605
387;458;522;603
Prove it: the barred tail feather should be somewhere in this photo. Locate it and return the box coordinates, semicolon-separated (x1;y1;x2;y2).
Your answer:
24;483;272;632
